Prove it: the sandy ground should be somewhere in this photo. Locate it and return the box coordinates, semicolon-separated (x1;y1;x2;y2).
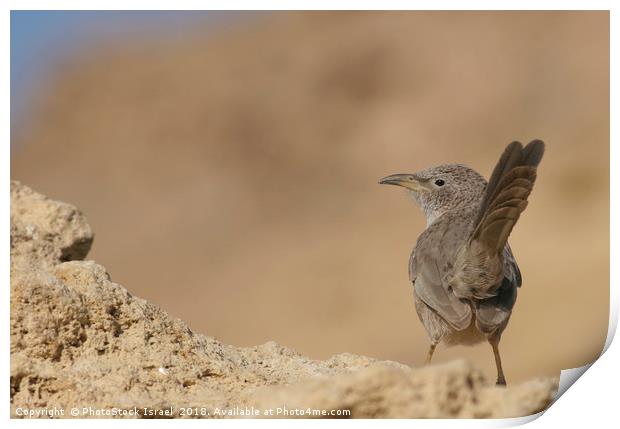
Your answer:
11;11;609;383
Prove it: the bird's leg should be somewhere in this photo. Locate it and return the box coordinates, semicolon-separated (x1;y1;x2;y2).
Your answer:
490;338;507;386
425;343;437;366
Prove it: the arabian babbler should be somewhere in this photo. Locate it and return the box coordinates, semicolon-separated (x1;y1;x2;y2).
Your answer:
379;140;544;385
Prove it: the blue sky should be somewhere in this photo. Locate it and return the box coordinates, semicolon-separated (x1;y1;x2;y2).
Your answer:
10;11;243;132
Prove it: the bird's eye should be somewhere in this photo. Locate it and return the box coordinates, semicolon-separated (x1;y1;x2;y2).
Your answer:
434;179;445;187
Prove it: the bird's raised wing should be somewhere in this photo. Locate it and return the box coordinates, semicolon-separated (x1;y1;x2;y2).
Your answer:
471;140;544;255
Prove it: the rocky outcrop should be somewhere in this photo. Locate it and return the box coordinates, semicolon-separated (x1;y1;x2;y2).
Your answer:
10;181;558;418
10;182;93;270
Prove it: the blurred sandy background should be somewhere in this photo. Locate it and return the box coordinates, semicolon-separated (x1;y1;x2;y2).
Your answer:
11;11;609;383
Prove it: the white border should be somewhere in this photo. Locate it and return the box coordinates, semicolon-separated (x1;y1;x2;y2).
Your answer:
3;2;616;427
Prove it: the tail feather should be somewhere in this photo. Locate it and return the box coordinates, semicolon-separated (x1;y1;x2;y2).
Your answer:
492;199;528;217
520;139;545;167
473;141;524;228
472;140;545;254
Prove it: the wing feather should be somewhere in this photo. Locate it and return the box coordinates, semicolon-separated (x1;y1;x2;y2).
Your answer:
475;244;520;333
411;233;472;330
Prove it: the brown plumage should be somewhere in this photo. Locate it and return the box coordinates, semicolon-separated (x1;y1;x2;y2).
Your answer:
379;140;544;385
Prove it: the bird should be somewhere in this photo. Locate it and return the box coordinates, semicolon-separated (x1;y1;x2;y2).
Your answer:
379;140;544;386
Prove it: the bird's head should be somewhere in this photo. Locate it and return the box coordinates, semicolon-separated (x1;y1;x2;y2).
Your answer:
379;164;487;224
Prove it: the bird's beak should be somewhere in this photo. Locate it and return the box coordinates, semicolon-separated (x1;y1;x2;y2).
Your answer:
378;174;428;192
